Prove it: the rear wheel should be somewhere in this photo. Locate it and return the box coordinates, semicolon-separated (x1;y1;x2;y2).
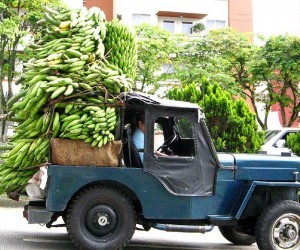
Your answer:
219;226;256;245
65;186;136;250
256;200;300;250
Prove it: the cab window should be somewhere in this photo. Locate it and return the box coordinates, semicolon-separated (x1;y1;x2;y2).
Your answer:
154;116;195;157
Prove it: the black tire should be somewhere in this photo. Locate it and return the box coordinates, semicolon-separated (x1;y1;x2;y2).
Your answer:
219;226;256;245
256;200;300;250
65;185;136;250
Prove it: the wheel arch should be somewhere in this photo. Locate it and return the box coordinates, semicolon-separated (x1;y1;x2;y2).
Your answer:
62;180;144;217
229;182;299;236
235;182;300;220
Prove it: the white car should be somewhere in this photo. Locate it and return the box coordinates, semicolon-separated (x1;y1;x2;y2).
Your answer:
259;127;299;156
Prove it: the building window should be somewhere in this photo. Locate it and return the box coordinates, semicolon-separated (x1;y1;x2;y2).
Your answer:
163;20;174;33
162;63;175;74
132;14;150;25
182;22;193;35
206;20;225;31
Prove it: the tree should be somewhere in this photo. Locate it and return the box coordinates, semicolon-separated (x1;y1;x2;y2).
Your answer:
174;29;300;130
0;0;61;141
174;28;249;96
134;23;183;93
167;81;264;153
174;28;271;127
203;29;269;128
252;35;300;127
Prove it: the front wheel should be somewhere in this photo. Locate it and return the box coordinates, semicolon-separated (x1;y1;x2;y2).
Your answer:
219;226;255;245
256;200;300;250
65;186;136;250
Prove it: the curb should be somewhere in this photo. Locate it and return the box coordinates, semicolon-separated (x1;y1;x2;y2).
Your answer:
0;195;28;208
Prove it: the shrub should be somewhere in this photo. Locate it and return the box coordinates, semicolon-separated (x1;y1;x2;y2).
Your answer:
167;81;264;153
287;133;300;156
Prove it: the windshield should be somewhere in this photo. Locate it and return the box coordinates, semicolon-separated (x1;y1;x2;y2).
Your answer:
265;130;280;142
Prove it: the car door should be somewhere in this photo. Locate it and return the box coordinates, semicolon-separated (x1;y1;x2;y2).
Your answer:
143;107;219;196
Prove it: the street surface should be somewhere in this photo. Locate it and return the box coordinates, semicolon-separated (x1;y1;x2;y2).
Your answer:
0;207;259;250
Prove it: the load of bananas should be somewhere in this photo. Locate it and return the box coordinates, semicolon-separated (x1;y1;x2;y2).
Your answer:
0;6;136;195
104;19;138;80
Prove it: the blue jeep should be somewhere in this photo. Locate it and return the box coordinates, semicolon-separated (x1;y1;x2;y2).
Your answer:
24;93;300;250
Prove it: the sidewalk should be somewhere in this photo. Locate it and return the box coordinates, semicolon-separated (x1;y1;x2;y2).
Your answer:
0;194;28;208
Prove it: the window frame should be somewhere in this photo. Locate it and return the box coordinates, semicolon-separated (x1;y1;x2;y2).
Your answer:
132;13;151;25
182;21;193;35
163;20;175;33
206;19;226;31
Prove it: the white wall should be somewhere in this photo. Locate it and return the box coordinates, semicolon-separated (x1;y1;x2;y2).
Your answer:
253;0;300;44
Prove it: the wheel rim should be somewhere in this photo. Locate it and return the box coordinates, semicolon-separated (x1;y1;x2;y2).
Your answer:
272;213;300;249
85;204;118;237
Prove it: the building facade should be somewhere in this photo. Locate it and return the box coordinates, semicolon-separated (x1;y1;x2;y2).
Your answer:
78;0;300;41
83;0;229;35
228;0;252;34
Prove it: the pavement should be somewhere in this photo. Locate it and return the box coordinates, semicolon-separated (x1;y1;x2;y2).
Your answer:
0;193;28;208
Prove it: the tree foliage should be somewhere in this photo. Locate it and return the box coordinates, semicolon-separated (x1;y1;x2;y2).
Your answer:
167;81;264;153
134;23;184;93
203;29;267;126
174;28;248;95
172;29;300;130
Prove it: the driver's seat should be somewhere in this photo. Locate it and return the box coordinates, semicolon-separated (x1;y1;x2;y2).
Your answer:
122;124;143;168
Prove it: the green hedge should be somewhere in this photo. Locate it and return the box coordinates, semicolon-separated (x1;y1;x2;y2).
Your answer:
287;132;300;156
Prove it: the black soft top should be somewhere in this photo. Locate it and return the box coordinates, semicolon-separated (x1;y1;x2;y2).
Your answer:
120;92;203;112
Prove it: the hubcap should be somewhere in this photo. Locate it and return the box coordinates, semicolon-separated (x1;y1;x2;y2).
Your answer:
98;215;109;226
85;205;118;237
272;213;300;249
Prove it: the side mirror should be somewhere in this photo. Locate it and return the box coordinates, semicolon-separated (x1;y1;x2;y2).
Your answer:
275;139;286;148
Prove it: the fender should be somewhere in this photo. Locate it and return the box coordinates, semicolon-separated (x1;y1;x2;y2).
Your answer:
232;181;300;219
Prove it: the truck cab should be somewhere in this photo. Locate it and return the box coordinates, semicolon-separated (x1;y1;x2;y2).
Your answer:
24;92;300;250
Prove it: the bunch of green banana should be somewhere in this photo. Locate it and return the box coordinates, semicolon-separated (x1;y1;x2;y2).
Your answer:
5;138;50;170
54;103;117;147
11;113;52;140
41;6;106;59
0;5;138;195
0;137;49;194
104;19;138;79
0;165;37;194
85;59;134;93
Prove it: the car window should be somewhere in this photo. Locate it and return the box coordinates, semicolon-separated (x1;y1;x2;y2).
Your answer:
265;130;280;142
175;117;194;138
154;116;195;157
280;131;297;141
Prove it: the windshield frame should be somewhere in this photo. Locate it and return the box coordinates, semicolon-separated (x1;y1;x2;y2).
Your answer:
264;130;280;143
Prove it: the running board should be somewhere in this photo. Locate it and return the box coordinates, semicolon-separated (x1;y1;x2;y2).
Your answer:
152;223;214;233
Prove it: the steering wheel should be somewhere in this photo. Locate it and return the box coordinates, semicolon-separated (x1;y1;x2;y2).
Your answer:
156;134;177;155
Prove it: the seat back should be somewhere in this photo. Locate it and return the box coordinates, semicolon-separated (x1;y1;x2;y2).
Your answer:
122;125;143;168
